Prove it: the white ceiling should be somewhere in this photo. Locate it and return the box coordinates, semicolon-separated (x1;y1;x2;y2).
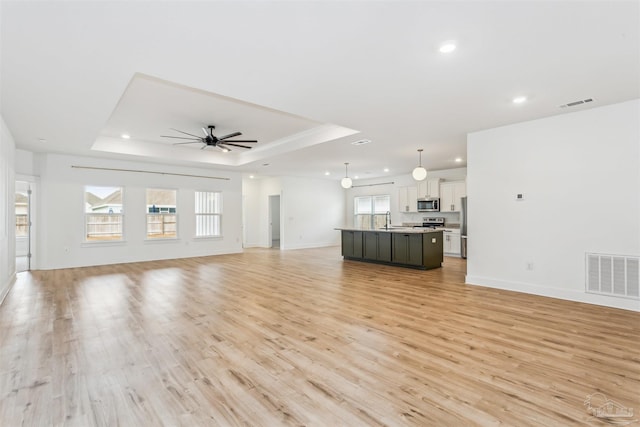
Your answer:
92;73;358;168
1;1;639;181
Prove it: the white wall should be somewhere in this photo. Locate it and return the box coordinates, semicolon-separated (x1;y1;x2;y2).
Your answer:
280;176;343;249
34;153;243;269
343;168;467;227
243;177;281;248
15;149;36;176
0;115;16;303
242;176;343;249
467;99;640;311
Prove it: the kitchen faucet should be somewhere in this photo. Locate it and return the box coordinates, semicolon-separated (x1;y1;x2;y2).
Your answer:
385;211;391;230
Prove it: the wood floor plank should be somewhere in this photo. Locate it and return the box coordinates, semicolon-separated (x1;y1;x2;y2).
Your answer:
1;247;638;426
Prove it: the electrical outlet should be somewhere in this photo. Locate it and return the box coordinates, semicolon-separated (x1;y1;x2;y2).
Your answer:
516;193;525;201
526;262;534;270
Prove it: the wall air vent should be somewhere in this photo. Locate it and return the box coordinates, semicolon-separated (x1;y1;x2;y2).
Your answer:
559;98;594;108
586;253;639;300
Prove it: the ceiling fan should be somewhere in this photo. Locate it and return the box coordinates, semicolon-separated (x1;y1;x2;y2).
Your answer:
161;125;257;151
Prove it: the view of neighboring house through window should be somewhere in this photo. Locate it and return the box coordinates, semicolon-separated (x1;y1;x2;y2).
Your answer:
354;195;391;229
195;191;222;237
84;186;123;241
15;192;28;237
146;188;177;239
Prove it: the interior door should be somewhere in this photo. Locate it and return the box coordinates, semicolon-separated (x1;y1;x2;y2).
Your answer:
268;195;281;249
15;180;32;272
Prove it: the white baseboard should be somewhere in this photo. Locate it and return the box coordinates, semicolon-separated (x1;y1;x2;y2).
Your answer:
243;243;266;248
281;242;339;250
244;242;339;250
465;275;640;312
0;272;17;307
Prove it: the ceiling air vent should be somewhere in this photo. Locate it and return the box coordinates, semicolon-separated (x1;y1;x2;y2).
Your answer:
351;139;371;146
559;98;594;108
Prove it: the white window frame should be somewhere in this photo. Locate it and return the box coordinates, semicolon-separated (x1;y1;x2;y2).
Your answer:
354;195;391;230
195;190;222;238
84;185;124;242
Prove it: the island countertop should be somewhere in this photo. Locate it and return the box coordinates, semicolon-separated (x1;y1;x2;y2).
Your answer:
335;227;442;234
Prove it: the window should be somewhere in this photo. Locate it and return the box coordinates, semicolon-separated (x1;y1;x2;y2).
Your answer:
15;191;28;237
354;195;390;229
195;191;222;237
85;186;123;241
146;188;177;239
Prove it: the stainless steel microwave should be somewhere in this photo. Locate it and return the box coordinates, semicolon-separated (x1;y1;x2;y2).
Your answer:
417;198;440;212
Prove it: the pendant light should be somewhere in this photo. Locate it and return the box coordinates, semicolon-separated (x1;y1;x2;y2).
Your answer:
341;162;353;189
412;149;427;181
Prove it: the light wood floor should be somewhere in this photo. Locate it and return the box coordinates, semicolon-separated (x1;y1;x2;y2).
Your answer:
1;247;638;426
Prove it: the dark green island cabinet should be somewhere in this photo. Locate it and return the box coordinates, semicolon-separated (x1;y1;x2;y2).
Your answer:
341;230;363;258
338;228;443;270
363;231;392;262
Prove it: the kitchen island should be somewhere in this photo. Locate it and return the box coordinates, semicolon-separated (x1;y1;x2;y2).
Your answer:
337;228;443;270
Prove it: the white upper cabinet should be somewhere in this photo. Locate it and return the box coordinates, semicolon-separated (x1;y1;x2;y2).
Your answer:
398;186;418;213
439;181;466;212
417;178;441;199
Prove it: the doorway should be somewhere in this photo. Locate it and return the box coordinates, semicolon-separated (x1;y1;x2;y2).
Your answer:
268;195;281;249
15;180;33;272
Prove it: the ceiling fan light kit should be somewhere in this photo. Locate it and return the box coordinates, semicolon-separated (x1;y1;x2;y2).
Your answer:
161;125;257;151
412;149;428;181
341;162;353;189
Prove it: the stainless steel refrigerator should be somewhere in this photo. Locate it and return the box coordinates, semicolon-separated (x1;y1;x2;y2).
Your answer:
460;196;467;259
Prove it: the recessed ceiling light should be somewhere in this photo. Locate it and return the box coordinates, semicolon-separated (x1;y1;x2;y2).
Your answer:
439;42;457;53
455;157;463;163
121;134;130;139
383;168;389;172
324;171;330;176
354;175;359;179
249;175;255;179
512;96;527;104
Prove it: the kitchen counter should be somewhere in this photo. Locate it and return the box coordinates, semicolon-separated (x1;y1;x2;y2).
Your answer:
337;228;443;270
402;223;460;229
335;227;442;234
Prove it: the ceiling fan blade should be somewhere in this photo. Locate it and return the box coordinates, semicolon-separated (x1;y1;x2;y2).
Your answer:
169;128;202;138
173;141;202;145
220;142;252;149
218;132;242;141
202;127;210;137
200;144;208;150
222;139;257;143
161;135;201;140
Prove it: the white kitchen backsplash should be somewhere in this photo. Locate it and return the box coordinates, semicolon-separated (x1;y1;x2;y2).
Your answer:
400;211;460;226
